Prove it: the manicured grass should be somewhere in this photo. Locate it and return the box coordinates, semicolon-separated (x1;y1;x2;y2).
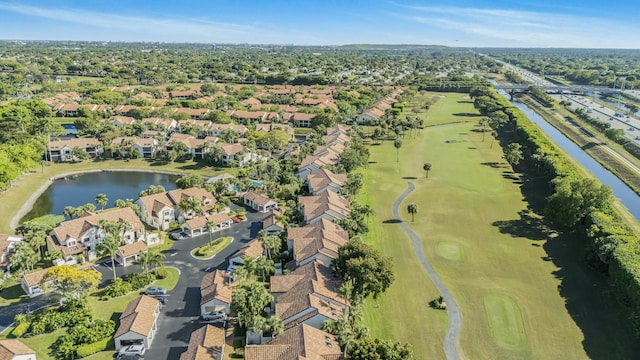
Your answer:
7;328;66;360
153;267;180;291
360;92;638;359
0;158;235;233
192;236;233;258
0;281;28;307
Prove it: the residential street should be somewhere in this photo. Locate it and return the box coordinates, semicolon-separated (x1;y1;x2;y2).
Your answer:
145;206;262;360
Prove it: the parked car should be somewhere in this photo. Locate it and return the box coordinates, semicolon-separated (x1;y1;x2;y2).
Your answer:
145;286;167;296
231;216;241;223
118;344;146;357
202;311;227;322
170;231;188;240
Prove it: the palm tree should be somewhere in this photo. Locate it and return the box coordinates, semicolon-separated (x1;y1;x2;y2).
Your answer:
423;163;432;178
262;235;282;261
24;230;47;259
253;256;275;282
263;315;284;337
394;138;402;162
97;234;121;280
137;249;166;274
407;203;418;222
95;193;108;211
206;220;216;243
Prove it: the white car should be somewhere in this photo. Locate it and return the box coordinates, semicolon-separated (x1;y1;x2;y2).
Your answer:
118;344;146;357
202;311;227;322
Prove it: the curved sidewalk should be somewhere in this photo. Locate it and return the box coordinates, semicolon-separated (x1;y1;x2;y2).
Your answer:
392;182;462;360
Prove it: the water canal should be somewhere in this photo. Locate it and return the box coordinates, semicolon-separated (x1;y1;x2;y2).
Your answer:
495;89;640;221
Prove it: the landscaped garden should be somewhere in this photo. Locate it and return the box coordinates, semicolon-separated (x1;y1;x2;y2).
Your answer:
191;236;233;258
359;92;639;359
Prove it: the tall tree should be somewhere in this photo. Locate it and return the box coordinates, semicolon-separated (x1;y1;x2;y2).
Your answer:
423;163;432;178
97;234;121;280
394;139;402;163
504;143;523;166
333;238;394;301
407;203;418;222
12;241;39;273
95;193;108;211
347;338;413;360
231;281;274;332
45;265;101;300
136;249;165;274
545;177;613;227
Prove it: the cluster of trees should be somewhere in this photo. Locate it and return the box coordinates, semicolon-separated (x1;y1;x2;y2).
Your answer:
472;86;640;335
490;48;640;89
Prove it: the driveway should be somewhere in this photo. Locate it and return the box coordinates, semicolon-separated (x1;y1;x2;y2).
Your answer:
145;205;262;360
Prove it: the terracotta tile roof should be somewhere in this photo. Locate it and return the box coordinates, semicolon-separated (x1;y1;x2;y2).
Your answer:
217;142;244;156
321;133;351;146
22;268;50;287
292;112;315;122
325;125;350;136
173;108;210;117
47;137;101;151
262;209;285;231
286;219;349;265
313;143;345;157
111;136;156;148
209;123;248;134
0;339;36;359
50;208;144;245
115;295;159;338
180;325;225;360
243;191;277;207
298;192;350;223
118;241;148;258
230;239;263;260
200;270;233;305
141;117;176;129
244;324;343;360
307;168;347;194
112;116;136;125
184;213;232;230
0;234;21;268
166;188;217;213
255;123;294;135
229;110;266;121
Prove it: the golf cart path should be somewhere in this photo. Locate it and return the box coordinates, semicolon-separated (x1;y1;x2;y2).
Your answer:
392;182;462;360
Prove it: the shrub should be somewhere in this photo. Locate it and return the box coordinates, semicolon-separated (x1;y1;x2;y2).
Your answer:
104;278;133;297
11;321;31;337
155;267;168;279
76;337;111;358
125;273;154;290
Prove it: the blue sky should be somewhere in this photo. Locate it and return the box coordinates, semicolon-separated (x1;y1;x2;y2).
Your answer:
0;0;638;48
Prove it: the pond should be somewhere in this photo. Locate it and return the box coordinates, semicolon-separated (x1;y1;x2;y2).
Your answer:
22;171;178;222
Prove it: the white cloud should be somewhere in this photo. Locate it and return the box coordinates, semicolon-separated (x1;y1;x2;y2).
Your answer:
390;4;639;48
0;3;278;42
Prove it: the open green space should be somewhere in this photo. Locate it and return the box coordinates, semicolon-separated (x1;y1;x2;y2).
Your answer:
360;92;638;359
0;281;28;307
0;158;234;233
192;236;233;258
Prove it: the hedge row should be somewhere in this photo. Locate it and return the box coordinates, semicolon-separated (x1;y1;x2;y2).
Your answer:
76;337;112;358
474;87;640;335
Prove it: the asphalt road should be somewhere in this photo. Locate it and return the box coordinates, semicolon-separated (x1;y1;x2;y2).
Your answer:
144;206;262;360
0;204;263;359
392;182;461;360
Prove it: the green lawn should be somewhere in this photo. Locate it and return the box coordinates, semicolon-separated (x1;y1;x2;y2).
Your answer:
192;236;233;258
0;158;235;233
0;281;29;307
360;92;638;359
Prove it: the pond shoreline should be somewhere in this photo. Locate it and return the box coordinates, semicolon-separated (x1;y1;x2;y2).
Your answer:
10;168;184;230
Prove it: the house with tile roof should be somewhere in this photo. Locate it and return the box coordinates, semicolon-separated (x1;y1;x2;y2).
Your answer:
111;136;158;158
228;239;264;268
208;124;248;138
117;241;149;267
46;208;146;263
306;168;347;195
180;325;225;360
111;115;137;127
262;209;285;234
270;260;348;330
243;191;278;213
181;213;233;237
298;191;350;225
21;268;54;298
46;138;103;162
137;188;217;230
114;295;161;351
244;324;343;360
0;339;37;360
0;234;22;273
200;270;234;315
295;150;342;181
286;219;349;267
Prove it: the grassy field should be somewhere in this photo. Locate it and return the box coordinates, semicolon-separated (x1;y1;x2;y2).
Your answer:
360;92;639;359
0;158;234;233
192;236;233;258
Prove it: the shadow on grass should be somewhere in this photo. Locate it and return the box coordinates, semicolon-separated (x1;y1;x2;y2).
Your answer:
581;142;599;151
457;100;473;104
481;161;504;169
402;176;418;180
453;112;481;117
496;146;640;359
382;219;402;224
